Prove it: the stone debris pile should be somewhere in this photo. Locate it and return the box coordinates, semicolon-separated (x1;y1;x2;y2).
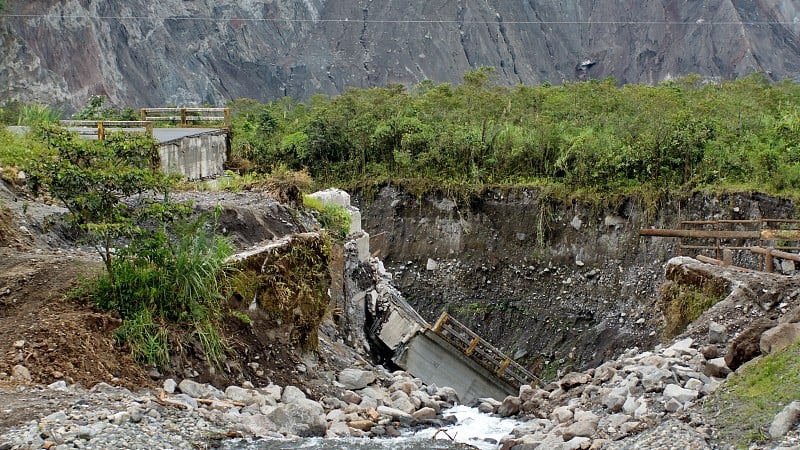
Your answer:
0;367;460;449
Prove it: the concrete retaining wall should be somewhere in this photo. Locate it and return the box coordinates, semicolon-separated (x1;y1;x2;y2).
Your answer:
158;130;227;180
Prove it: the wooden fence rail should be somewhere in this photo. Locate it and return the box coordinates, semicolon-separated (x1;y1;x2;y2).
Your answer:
140;107;230;128
432;312;539;388
60;120;153;141
640;218;800;273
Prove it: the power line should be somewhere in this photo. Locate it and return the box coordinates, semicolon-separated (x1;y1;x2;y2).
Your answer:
1;14;799;26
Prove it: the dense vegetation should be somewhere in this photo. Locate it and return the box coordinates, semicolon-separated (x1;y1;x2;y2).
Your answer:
26;125;234;369
228;71;800;198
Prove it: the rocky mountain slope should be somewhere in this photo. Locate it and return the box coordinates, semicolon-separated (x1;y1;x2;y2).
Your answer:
1;0;799;111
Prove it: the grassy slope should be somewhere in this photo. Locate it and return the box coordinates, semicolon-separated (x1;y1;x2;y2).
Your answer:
706;341;800;446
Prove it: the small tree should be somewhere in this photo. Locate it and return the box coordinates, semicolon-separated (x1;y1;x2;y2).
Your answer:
29;124;233;368
29;125;171;291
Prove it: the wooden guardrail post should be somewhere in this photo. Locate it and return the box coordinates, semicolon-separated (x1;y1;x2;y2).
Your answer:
432;312;449;332
97;121;105;141
145;122;153;138
766;248;774;273
180;108;187;127
465;337;480;356
224;108;231;128
497;357;511;377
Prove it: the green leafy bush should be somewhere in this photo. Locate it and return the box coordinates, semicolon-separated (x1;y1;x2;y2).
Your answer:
226;73;800;200
28;124;233;369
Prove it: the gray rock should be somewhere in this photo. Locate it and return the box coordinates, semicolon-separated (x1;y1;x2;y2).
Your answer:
477;401;496;413
435;386;459;405
376;405;414;423
551;406;573;424
338;368;376;390
341;390;362;405
326;420;351;438
267;399;326;437
178;379;210;398
11;365;31;382
599;413;630;432
563;436;591;450
708;321;727;344
560;372;592;390
622;396;639;415
412;407;437;421
769;401;800;439
326;409;346;422
637;366;674;392
225;385;258;405
667;338;695;356
685;378;704;392
171;393;198;409
281;385;307;403
519;384;536;402
664;398;683;412
663;384;698;403
760;322;800;355
163;379;177;394
261;384;282;402
498;395;522;417
47;380;68;391
390;391;416;414
604;387;627;412
42;411;69;423
561;418;598;440
239;413;278;436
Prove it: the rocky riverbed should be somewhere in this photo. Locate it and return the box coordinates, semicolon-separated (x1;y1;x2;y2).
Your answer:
0;366;469;449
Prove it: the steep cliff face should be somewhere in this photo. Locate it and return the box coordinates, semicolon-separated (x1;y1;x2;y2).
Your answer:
356;187;796;377
1;0;799;110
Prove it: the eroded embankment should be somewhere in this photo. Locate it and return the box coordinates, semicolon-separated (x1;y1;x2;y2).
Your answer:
355;186;796;377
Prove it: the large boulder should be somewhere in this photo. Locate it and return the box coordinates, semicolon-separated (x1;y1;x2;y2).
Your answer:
769;401;800;439
663;384;698;404
338;369;376;390
267;399;326;437
281;385;307;403
760;323;800;355
725;318;776;371
559;372;592;390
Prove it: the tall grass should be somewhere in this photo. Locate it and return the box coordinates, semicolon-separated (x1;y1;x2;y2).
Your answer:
92;217;235;368
18;104;62;125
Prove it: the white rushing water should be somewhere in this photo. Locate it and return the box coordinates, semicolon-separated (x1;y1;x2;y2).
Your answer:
225;405;522;449
410;405;523;450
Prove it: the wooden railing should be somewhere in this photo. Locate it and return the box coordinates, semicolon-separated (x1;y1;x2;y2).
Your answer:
640;219;800;273
140;107;230;128
431;312;539;388
60;120;153;141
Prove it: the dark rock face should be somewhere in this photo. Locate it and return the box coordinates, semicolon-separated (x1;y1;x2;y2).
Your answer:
355;187;796;377
724;318;776;371
1;1;799;110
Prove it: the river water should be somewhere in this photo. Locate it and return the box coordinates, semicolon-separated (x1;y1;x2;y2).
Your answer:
223;405;521;450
